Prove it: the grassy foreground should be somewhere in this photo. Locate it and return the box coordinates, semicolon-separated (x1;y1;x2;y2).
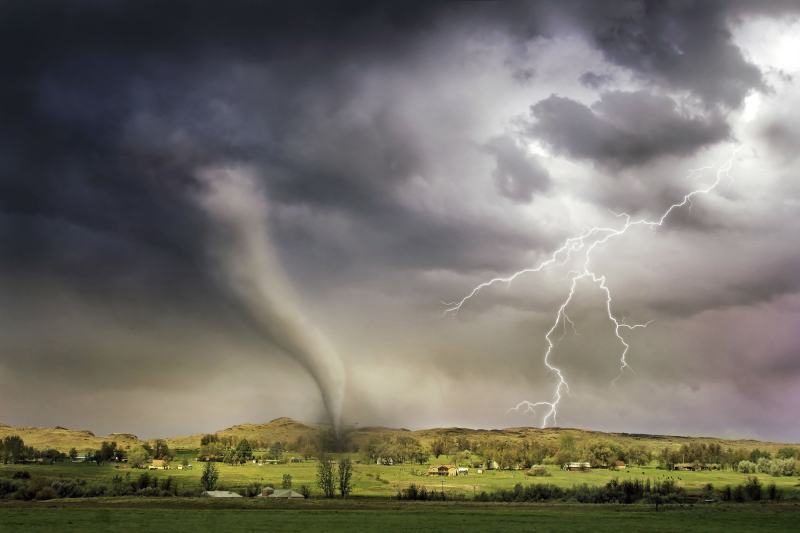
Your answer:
1;499;799;532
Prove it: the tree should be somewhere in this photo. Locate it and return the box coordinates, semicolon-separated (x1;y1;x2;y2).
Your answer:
152;439;173;460
69;448;78;461
199;441;225;462
201;461;219;491
338;457;353;498
235;439;253;463
1;435;25;464
777;447;798;459
200;434;219;446
317;456;335;498
96;441;118;464
282;473;293;489
431;437;448;459
269;441;285;460
587;441;615;468
127;445;151;468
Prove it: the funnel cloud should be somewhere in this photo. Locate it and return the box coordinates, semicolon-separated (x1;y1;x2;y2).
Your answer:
195;167;345;431
1;1;800;441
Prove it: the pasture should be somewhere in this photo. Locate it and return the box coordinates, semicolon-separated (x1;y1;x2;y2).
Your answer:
1;499;799;532
2;455;799;498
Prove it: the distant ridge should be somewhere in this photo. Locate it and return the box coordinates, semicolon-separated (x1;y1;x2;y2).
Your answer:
1;418;796;452
0;424;140;452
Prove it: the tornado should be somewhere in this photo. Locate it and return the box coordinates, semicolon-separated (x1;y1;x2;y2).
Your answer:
194;166;345;432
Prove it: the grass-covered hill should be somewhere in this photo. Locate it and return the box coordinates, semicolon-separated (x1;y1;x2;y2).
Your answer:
1;417;795;454
0;423;140;452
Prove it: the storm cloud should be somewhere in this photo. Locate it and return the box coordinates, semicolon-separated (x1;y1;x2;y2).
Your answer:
529;91;730;169
1;1;799;441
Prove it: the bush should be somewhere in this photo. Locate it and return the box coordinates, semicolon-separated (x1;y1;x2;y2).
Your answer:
743;477;762;501
397;483;450;501
526;466;550;477
768;458;796;477
200;461;219;491
766;483;780;501
241;482;262;498
737;460;757;474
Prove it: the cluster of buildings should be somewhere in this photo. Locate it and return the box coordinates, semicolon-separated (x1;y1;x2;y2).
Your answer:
426;465;471;476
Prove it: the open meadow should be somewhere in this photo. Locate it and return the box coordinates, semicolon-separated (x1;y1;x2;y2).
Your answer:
2;456;800;498
1;499;799;533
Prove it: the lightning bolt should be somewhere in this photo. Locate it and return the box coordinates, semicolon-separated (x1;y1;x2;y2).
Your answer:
445;150;738;427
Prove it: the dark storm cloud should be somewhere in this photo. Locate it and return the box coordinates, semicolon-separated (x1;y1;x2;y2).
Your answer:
1;0;799;440
575;0;765;108
528;91;730;168
579;71;613;90
484;135;551;203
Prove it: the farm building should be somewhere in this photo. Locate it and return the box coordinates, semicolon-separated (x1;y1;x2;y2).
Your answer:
456;467;469;475
202;490;242;498
611;460;626;470
673;463;700;471
562;462;591;471
148;459;169;470
427;465;457;476
268;489;305;499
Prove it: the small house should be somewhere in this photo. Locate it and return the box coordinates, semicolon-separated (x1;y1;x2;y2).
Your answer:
611;460;626;470
428;465;457;476
562;462;591;471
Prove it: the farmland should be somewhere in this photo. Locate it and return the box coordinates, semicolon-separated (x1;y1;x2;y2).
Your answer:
2;417;800;531
2;458;800;498
2;417;800;498
1;499;799;532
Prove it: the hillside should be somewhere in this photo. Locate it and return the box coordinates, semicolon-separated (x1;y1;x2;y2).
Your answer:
168;419;798;454
2;418;796;454
166;417;322;449
0;423;141;452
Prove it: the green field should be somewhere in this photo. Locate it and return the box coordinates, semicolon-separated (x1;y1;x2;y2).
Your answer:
2;456;799;498
1;499;799;532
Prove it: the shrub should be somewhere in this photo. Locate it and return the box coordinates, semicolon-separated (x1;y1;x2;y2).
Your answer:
744;477;762;501
768;458;796;477
241;482;262;497
397;483;450;501
737;460;757;474
766;483;780;501
200;461;219;491
526;465;550;477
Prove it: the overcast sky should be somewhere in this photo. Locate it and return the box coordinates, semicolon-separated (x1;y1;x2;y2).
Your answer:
1;1;799;441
